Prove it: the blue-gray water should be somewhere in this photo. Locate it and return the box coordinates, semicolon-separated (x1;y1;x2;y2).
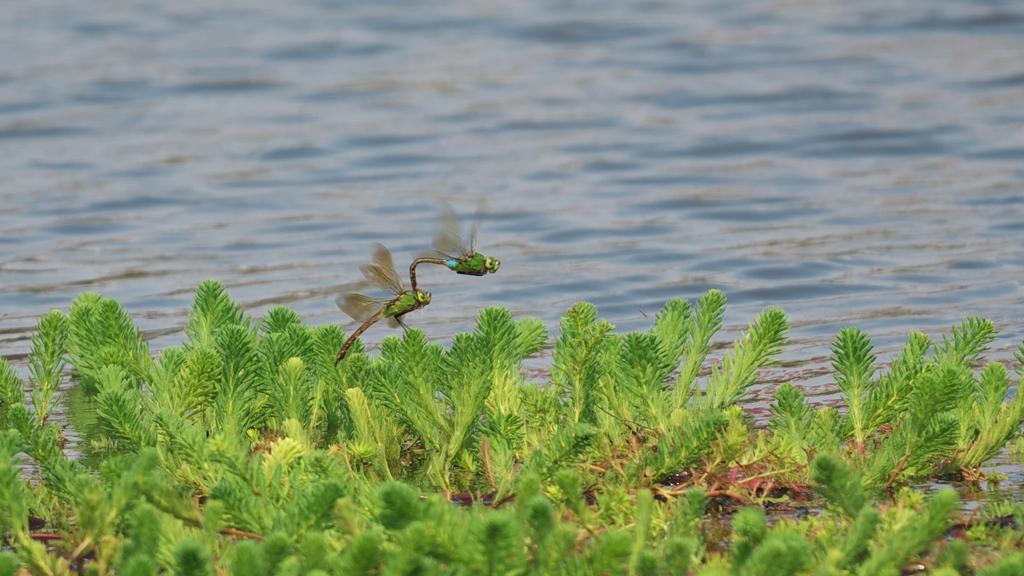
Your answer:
2;0;1023;408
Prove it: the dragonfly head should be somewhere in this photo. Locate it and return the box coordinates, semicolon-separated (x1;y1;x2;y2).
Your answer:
414;290;432;306
483;256;501;274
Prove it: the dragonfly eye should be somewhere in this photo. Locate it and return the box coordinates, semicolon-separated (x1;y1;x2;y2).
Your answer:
485;257;500;273
417;291;432;305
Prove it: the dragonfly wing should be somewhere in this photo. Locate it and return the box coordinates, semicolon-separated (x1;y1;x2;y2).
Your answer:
417;248;455;260
433;202;469;257
336;293;389;323
467;222;478;256
387;316;402;329
468;198;490;255
361;242;405;294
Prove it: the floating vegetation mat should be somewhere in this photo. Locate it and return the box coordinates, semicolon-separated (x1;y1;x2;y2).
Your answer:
1;280;1024;574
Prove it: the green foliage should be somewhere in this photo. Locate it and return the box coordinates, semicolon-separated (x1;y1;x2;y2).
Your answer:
173;539;214;576
740;531;813;576
979;553;1024;576
28;309;70;425
0;553;20;576
731;507;768;568
123;502;162;563
770;315;1024;489
0;430;30;538
68;293;151;392
811;454;867;519
699;306;788;412
1;282;1023;574
525;422;597;478
677;290;727;396
946;360;1024;472
0;358;23;430
840;507;882;571
186;279;249;347
854;489;959;575
833;327;877;460
95;365;156;449
377;481;421;531
551;302;617;426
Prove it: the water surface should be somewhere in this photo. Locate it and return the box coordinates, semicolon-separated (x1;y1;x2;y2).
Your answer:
2;0;1023;407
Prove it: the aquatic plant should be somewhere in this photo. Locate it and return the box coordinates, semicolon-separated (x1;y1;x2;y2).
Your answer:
1;280;1023;574
768;318;1024;488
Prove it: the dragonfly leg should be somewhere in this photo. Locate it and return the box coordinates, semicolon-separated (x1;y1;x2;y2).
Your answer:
394;311;411;331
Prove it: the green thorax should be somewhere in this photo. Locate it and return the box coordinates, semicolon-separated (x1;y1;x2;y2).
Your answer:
385;290;431;317
450;253;484;273
450;253;500;274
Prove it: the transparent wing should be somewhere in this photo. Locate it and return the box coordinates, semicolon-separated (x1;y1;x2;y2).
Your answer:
468;198;489;254
387;316;401;329
416;248;455;260
336;293;389;323
433;202;471;258
360;242;405;295
467;222;478;255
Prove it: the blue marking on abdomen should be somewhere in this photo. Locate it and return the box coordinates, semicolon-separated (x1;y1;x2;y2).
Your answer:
446;260;458;269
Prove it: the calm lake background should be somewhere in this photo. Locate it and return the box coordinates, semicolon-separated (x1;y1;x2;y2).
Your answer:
2;0;1023;434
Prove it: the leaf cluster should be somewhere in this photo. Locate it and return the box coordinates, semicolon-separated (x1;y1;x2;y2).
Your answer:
768;318;1024;487
1;282;1024;574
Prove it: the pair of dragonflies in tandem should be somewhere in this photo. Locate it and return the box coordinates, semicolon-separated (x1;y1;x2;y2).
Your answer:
334;205;500;364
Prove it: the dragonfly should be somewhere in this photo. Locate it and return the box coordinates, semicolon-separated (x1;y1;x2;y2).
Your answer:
409;203;501;291
335;242;432;365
